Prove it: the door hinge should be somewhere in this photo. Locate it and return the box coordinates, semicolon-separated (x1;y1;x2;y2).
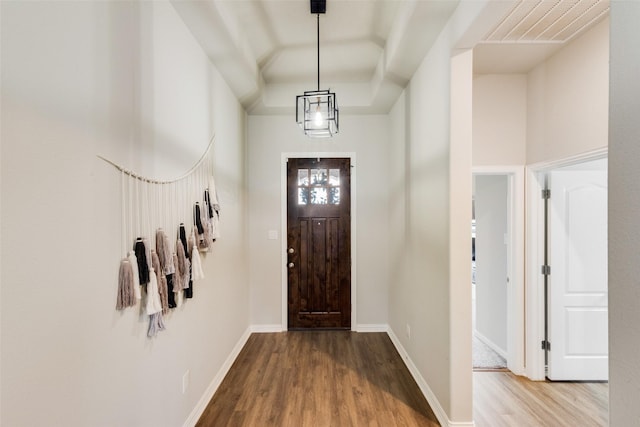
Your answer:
541;189;551;199
541;340;551;351
541;265;551;275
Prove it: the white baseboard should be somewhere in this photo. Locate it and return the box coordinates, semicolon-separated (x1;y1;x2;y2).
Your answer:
355;323;388;332
474;329;507;360
387;327;475;427
182;327;252;427
449;422;475;427
250;324;390;333
250;324;284;333
386;327;449;426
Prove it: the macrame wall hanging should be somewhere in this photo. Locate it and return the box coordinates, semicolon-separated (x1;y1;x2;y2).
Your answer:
99;137;220;338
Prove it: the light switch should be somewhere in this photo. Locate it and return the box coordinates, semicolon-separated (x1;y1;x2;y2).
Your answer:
268;230;278;240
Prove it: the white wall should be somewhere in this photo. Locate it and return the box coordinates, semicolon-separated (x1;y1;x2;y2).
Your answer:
474;175;508;353
472;74;527;166
387;4;479;423
473;19;608;168
527;17;609;164
449;48;474;423
247;115;390;329
388;36;453;418
1;2;248;426
609;2;640;425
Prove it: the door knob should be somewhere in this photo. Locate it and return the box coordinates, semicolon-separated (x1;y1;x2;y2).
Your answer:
288;262;295;268
288;248;295;254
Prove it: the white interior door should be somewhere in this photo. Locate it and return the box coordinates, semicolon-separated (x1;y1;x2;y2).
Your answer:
547;165;608;381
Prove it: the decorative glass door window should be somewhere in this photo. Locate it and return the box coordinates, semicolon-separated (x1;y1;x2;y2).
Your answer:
297;168;340;205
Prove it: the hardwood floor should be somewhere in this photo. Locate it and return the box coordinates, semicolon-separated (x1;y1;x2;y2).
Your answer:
196;332;440;427
474;371;609;427
197;332;609;426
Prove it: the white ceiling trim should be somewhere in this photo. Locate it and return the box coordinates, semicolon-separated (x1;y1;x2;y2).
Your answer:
172;0;460;115
171;0;608;114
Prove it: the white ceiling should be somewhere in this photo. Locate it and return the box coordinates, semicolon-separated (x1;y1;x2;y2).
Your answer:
172;0;609;115
475;0;609;74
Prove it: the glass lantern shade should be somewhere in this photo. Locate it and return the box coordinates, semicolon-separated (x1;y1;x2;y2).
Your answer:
296;89;339;138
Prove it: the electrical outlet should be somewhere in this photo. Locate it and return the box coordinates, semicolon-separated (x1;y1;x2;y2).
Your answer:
406;324;411;339
182;370;190;394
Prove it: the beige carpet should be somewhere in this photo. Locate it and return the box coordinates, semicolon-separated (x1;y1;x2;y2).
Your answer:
473;334;507;370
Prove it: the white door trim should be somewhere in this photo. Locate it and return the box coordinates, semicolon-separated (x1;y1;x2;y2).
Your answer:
280;152;357;331
472;165;525;375
525;147;608;380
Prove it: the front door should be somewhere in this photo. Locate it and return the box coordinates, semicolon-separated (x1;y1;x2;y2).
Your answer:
547;160;608;380
287;158;351;329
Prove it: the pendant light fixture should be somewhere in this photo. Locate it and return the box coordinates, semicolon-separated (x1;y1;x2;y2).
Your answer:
296;0;339;138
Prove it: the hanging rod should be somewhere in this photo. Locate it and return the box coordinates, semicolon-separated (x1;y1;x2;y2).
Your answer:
97;135;215;184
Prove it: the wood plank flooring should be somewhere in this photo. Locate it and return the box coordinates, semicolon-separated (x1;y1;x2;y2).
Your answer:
196;332;440;427
197;332;609;426
474;371;609;427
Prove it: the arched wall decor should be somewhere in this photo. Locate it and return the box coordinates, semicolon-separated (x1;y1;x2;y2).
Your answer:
98;136;220;338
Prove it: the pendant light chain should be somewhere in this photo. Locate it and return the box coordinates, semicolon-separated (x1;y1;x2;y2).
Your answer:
317;13;320;91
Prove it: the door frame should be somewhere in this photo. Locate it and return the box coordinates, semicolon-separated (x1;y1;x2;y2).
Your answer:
280;152;357;331
472;166;525;375
525;147;608;380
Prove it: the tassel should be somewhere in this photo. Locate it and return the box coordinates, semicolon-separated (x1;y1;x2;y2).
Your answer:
151;250;169;315
203;200;214;245
156;229;175;275
116;258;136;310
211;208;220;240
134;238;150;285
172;254;182;293
179;224;189;258
127;251;141;301
176;241;190;291
205;189;214;219
179;226;194;298
208;176;220;212
209;176;221;239
166;274;176;308
188;228;204;281
201;206;212;250
194;203;204;234
147;312;165;338
191;242;205;281
156;229;167;269
204;190;218;243
143;238;152;278
188;228;197;256
145;267;163;316
195;204;210;251
162;232;175;274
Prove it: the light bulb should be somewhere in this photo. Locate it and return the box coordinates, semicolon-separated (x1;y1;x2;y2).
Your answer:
313;96;323;127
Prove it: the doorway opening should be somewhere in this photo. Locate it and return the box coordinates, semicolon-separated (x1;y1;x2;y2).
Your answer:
473;175;508;370
471;167;525;374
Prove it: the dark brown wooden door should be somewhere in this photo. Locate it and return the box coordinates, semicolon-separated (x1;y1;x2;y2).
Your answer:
287;158;351;329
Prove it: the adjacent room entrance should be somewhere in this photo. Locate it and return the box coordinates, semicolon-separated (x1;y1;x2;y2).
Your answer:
471;168;525;374
473;175;510;370
286;158;351;329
